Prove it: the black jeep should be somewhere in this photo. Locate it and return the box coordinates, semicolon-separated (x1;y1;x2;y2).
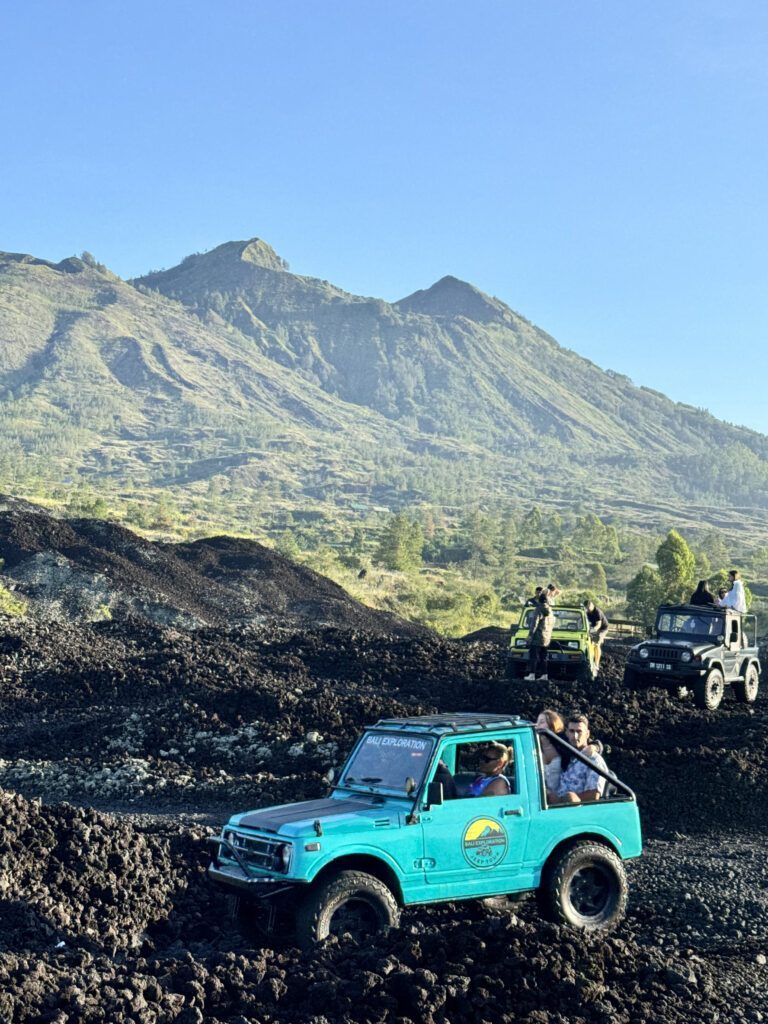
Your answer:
623;604;760;710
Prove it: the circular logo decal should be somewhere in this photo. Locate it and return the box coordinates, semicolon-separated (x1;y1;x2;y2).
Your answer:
462;817;508;869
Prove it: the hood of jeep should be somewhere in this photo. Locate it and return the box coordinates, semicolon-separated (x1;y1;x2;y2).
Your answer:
636;638;716;655
232;796;400;837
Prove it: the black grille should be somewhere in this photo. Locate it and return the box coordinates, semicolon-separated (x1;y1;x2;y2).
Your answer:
646;646;682;662
227;832;282;870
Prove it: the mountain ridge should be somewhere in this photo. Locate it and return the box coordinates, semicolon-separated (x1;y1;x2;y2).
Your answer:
2;237;768;520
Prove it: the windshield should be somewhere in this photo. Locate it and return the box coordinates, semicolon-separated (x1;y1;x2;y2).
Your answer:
341;732;434;794
523;608;584;632
656;611;724;639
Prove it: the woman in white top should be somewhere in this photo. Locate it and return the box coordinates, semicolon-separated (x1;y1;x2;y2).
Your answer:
535;709;565;793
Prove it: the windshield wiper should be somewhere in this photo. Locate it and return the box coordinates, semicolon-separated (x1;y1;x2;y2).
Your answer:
361;777;382;783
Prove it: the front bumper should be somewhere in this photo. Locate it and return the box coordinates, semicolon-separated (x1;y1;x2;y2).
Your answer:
508;648;587;670
628;662;706;685
207;836;304;898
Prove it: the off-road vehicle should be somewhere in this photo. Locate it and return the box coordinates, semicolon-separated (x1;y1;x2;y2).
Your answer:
506;605;600;682
209;714;641;946
623;604;760;710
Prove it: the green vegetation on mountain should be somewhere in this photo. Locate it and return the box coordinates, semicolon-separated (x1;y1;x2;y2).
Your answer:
4;237;768;632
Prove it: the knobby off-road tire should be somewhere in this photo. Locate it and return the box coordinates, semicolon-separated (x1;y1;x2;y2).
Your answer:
693;668;725;710
538;842;628;932
295;870;400;948
733;663;760;704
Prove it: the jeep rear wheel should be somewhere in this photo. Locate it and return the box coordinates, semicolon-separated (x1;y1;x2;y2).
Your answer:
295;870;399;947
733;663;759;704
693;668;725;710
539;842;627;931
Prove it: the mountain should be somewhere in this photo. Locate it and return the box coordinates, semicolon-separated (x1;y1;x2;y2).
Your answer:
135;239;768;509
0;249;446;499
2;239;768;528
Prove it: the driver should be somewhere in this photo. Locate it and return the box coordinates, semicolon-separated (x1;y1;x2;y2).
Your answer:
468;742;513;797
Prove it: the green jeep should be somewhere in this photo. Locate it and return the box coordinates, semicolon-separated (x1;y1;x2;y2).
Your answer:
208;714;641;946
506;605;600;682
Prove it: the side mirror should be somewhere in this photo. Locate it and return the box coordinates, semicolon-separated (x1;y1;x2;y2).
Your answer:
405;776;416;795
426;781;444;807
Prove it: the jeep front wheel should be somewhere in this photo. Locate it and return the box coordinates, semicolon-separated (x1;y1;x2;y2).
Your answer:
733;663;759;704
295;870;400;947
693;668;725;710
539;842;627;931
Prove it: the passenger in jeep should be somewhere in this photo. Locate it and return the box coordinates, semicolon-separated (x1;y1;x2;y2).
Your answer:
690;580;716;606
469;742;513;797
549;713;607;805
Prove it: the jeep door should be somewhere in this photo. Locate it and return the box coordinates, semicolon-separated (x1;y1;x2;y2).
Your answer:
418;734;532;899
722;616;741;678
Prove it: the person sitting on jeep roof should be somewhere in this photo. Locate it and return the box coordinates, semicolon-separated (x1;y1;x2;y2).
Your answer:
525;586;544;607
718;570;747;613
690;579;716;605
549;713;608;805
468;741;513;797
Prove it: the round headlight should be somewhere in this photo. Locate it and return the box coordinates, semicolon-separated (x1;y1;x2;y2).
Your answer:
639;648;649;659
681;651;692;663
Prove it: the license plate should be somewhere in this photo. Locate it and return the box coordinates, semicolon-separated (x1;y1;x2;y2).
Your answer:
650;662;672;671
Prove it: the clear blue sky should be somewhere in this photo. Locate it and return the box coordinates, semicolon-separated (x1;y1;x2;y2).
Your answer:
2;1;767;432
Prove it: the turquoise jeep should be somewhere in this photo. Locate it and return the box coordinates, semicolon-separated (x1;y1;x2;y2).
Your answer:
208;714;641;945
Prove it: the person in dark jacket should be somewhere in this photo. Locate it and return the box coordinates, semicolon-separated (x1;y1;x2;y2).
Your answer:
690;580;716;606
525;587;558;681
525;586;544;607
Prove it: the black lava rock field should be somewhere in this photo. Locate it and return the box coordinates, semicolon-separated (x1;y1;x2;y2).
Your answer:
0;510;766;1022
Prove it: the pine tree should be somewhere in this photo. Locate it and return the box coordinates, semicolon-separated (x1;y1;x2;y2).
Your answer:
626;566;664;628
373;513;424;572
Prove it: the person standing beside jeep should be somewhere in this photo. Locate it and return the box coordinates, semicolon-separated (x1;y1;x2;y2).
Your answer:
525;585;559;681
584;599;609;670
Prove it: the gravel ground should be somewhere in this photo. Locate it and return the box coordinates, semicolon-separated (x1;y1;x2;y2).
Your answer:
0;613;766;1023
0;507;766;1022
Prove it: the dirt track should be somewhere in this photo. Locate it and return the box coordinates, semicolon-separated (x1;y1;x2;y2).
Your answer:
0;614;766;1023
